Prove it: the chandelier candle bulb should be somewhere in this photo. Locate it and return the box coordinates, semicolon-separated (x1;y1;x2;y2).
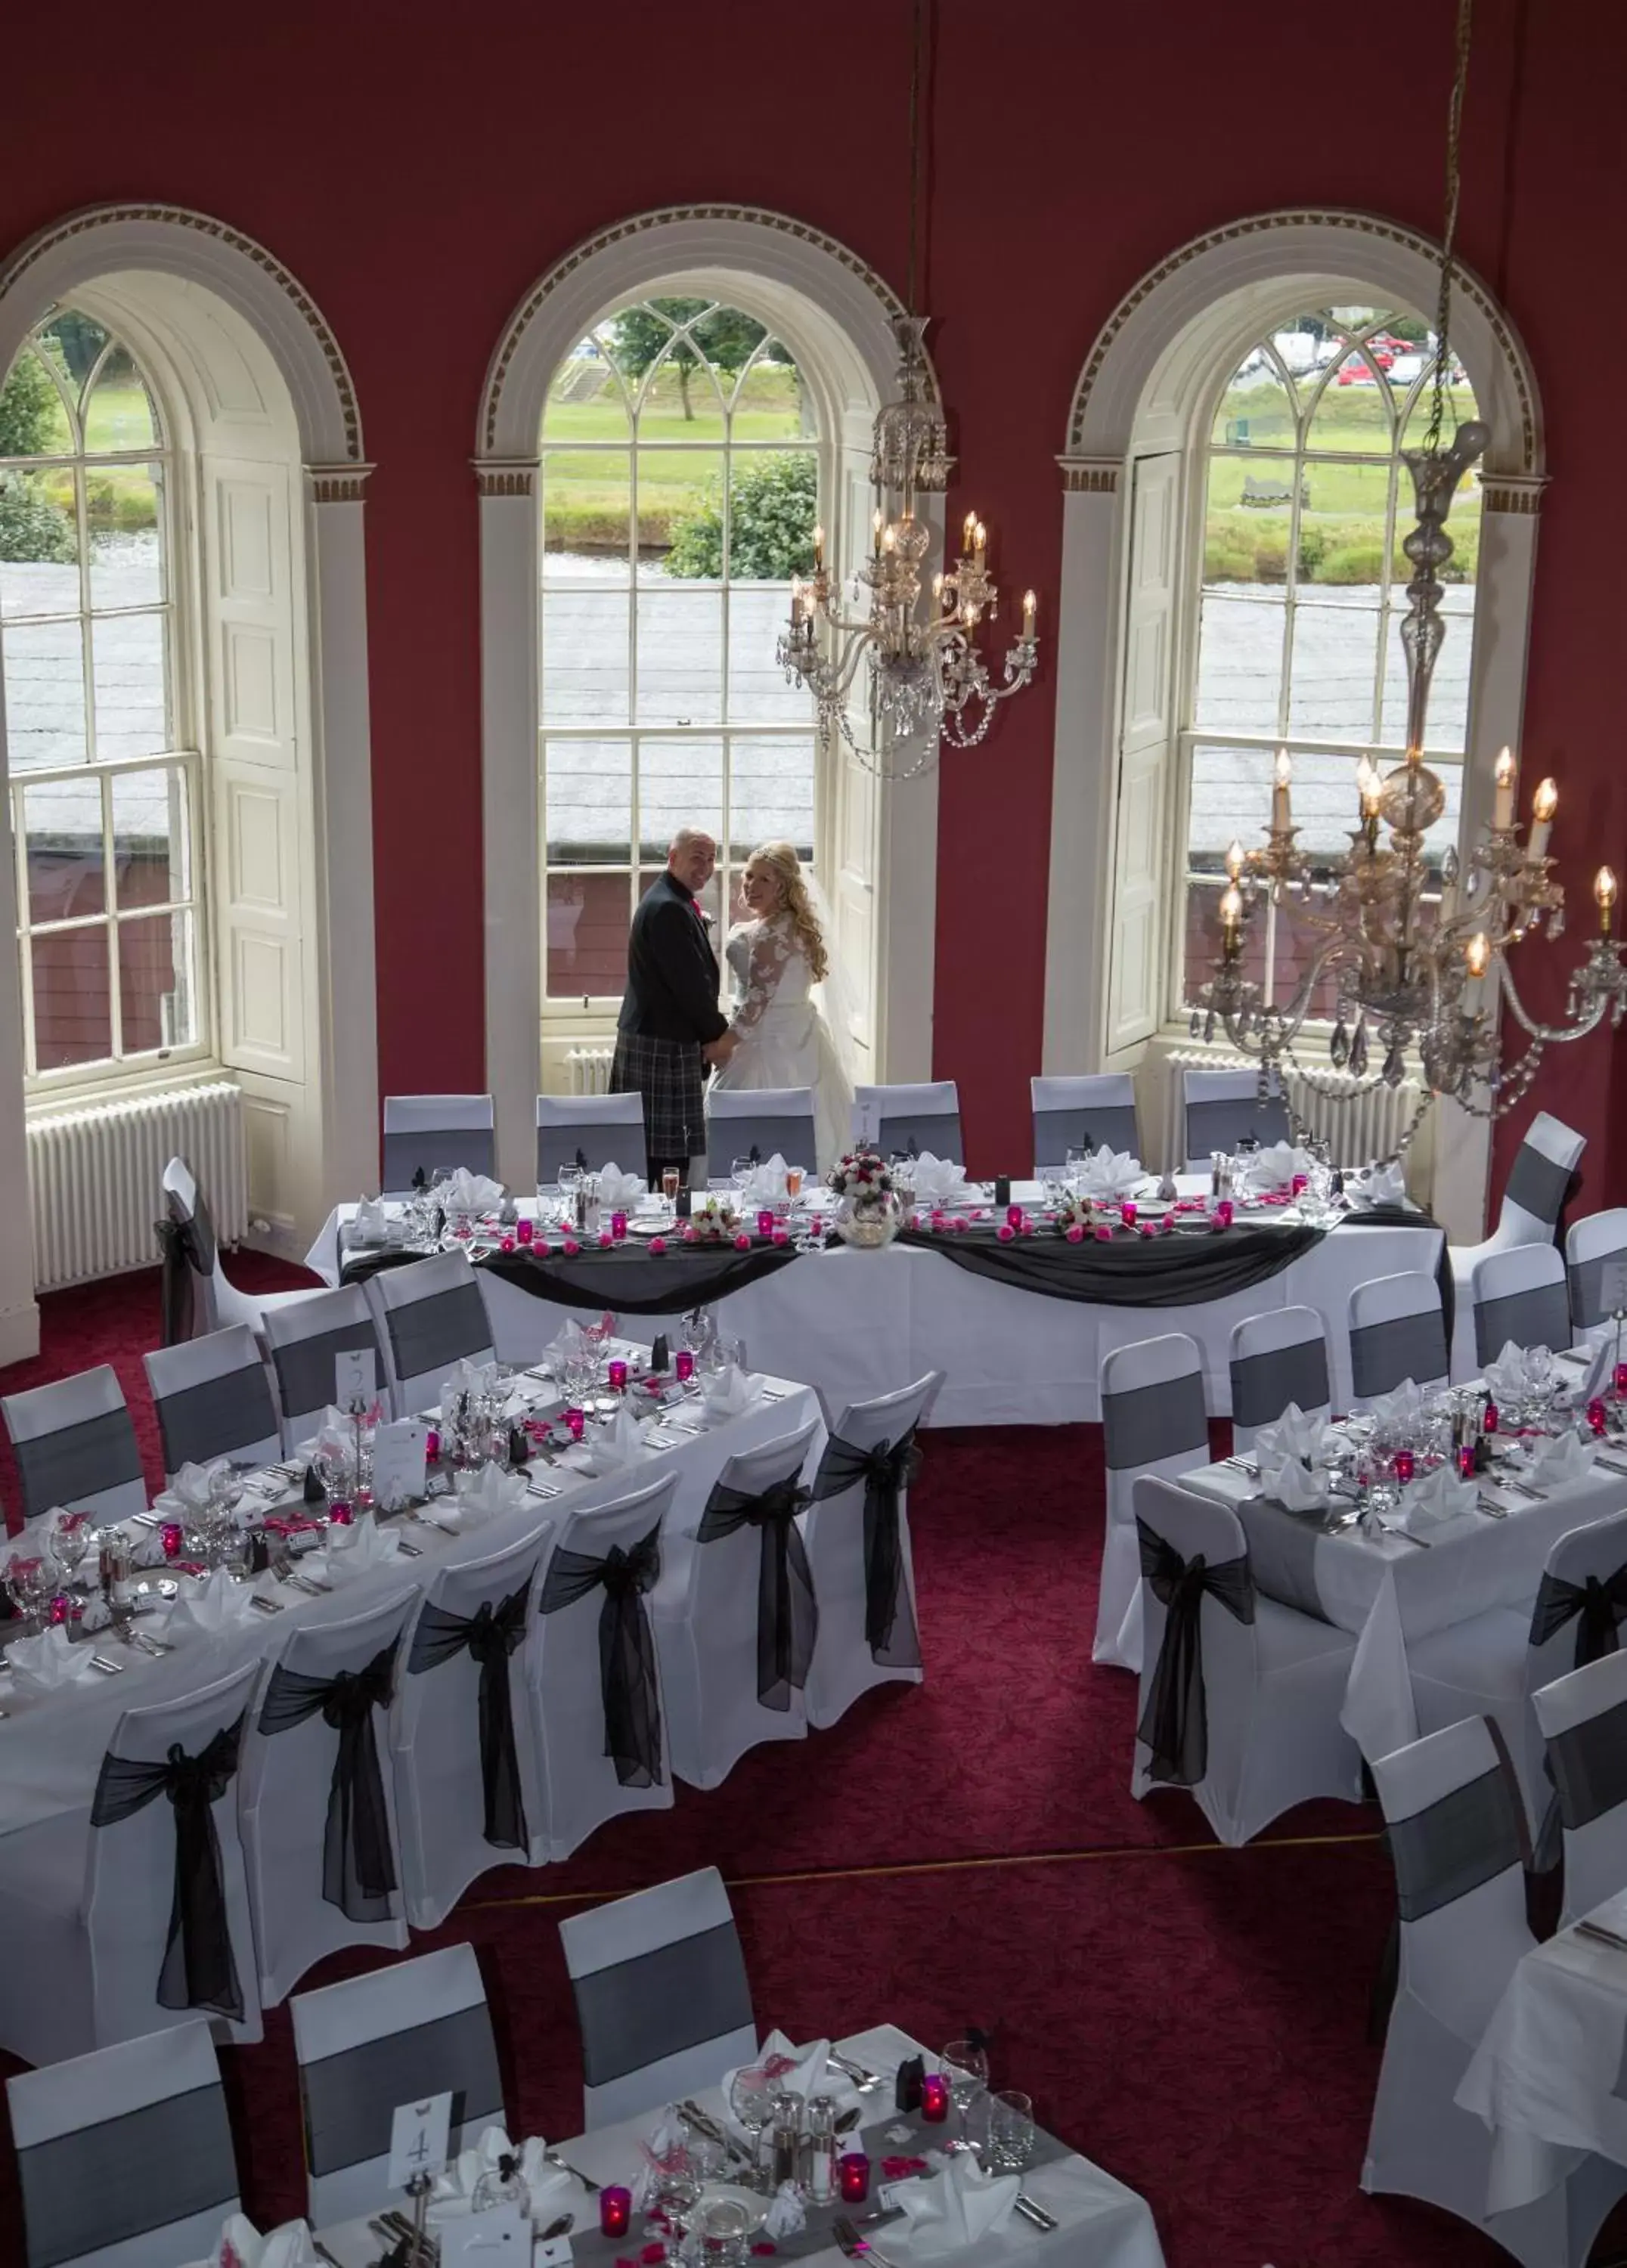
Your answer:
1022;588;1037;642
1529;778;1558;861
975;520;987;557
813;524;825;572
1225;838;1245;884
963;510;977;553
1272;750;1293;832
1495;747;1517;829
1598;867;1618;936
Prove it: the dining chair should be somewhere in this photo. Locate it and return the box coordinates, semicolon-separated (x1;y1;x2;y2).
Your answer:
706;1086;818;1185
239;1585;419;2006
143;1322;282;1481
1363;1717;1626;2264
652;1416;821;1789
1227;1306;1331;1452
851;1080;964;1163
1448;1111;1586;1375
1130;1476;1361;1846
366;1245;496;1418
1;1362;147;1526
1029;1074;1139;1172
290;1943;506;2227
559;1865;756;2130
1094;1333;1211;1671
1532;1645;1627;1930
261;1281;386;1451
1471;1241;1574;1369
1566;1207;1627;1343
803;1370;942;1729
1345;1270;1449;1406
381;1093;496;1194
537;1090;649;1187
530;1472;677;1861
390;1521;551;1926
1180;1067;1290;1172
8;2020;240;2268
159;1155;316;1346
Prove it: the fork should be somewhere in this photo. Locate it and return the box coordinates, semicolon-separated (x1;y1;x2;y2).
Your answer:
544;2148;600;2192
1576;1918;1627;1954
834;2217;900;2267
828;2049;885;2090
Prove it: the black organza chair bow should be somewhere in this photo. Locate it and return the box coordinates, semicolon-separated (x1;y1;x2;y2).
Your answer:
1136;1517;1255;1786
154;1197;217;1346
1532;1562;1627;1671
697;1473;817;1711
809;1428;923;1667
259;1638;401;1920
538;1521;664;1787
408;1578;533;1848
90;1716;246;2021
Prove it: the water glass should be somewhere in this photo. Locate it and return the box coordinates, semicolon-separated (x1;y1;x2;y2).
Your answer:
984;2090;1036;2174
699;2198;752;2267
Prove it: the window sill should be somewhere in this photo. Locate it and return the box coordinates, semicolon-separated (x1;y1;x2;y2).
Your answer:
25;1056;227;1120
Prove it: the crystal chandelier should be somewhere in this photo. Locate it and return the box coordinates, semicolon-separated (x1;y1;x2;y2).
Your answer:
1191;0;1626;1149
775;4;1038;779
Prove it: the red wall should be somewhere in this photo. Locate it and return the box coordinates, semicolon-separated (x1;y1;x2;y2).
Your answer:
4;0;1622;1197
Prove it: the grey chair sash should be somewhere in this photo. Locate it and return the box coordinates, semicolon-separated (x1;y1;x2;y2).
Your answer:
1185;1093;1290;1159
258;1638;401;1922
875;1112;963;1163
1546;1693;1627;1833
1236;1498;1328;1619
1230;1340;1330;1430
572;1918;753;2087
1474;1281;1573;1368
1530;1562;1627;1671
12;1408;144;1520
271;1321;385;1423
17;2081;237;2268
1102;1374;1210;1471
1387;1762;1523;1923
1032;1105;1140;1170
386;1281;492;1384
538;1121;648;1185
1568;1252;1627;1331
1135;1517;1256;1786
156;1368;279;1472
537;1523;664;1788
1349;1309;1448;1399
708;1114;817;1178
382;1126;496;1193
1505;1141;1573;1226
696;1476;817;1712
301;2002;504;2177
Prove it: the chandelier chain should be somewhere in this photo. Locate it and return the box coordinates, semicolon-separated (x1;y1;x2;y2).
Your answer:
1426;0;1475;456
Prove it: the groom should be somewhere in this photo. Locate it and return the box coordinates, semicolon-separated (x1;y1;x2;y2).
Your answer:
611;829;738;1187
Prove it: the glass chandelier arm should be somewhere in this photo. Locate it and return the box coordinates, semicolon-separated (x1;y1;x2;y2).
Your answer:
1495;953;1613;1045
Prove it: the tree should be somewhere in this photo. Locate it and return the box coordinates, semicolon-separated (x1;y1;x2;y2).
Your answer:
665;451;817;579
0;351;76;566
608;297;792;421
0;350;66;457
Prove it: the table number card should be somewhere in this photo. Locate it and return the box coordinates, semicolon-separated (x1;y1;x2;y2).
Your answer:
335;1346;377;1409
387;2090;453;2189
1600;1258;1627;1315
373;1421;430;1511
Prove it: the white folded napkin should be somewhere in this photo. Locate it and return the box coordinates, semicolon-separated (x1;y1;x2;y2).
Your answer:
154;1457;235;1517
1259;1454;1333;1513
208;2214;321;2268
1253;1401;1339;1470
292;1411;365;1483
351;1194;389;1244
699;1363;766;1422
559;1403;649;1476
1484;1340;1538;1405
1071;1145;1145;1201
892;2155;1020;2259
161;1566;259;1639
429;1461;531;1532
910;1151;977;1207
4;1625;102;1696
1244;1141;1314;1194
541;1319;590;1377
1368;1378;1427;1433
597;1160;648;1211
740;1153;791;1207
311;1514;403;1585
439;1359;500;1425
722;2031;860;2124
431;1168;505;1214
1563;1335;1616;1407
1511;1430;1599;1489
1346;1160;1407;1210
1399;1461;1480;1532
429;2124;571;2226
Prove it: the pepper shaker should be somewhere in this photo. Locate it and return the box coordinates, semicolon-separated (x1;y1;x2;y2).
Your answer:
769;2092;803;2193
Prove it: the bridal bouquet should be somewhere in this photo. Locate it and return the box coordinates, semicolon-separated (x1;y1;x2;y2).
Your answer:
828;1148;895;1213
686;1194;742;1244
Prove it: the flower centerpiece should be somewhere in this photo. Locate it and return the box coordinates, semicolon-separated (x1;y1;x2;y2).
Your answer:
828;1147;900;1250
685;1195;742;1244
1052;1191;1095;1244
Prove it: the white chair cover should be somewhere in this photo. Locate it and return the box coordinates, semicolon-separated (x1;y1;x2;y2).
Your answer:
290;1942;505;2227
262;1282;386;1450
1030;1074;1139;1172
381;1093;497;1195
804;1371;942;1730
1363;1717;1626;2265
142;1323;282;1480
8;2019;240;2268
530;1472;677;1861
1095;1333;1210;1671
1532;1646;1627;1930
1181;1067;1289;1171
1565;1207;1627;1341
559;1865;756;2130
652;1416;820;1789
1;1363;147;1525
390;1523;550;1927
160;1155;314;1343
851;1080;963;1163
706;1086;817;1183
366;1247;496;1418
1471;1243;1574;1369
1227;1305;1331;1452
239;1585;419;2006
1131;1476;1361;1845
537;1091;648;1186
1449;1112;1585;1377
1346;1269;1449;1406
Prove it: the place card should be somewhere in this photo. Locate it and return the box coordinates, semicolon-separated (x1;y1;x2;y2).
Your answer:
440;2210;533;2266
335;1346;377;1408
387;2090;453;2188
373;1421;430;1512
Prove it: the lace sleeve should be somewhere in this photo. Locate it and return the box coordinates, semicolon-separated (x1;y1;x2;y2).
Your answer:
730;921;795;1036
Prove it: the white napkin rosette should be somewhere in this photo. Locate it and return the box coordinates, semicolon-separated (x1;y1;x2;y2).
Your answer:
597;1160;648;1211
741;1153;792;1207
1253;1401;1340;1470
559;1403;650;1476
160;1566;261;1640
310;1513;404;1585
4;1625;103;1696
432;1168;505;1214
1368;1378;1427;1434
1346;1160;1407;1210
208;2214;321;2268
1511;1429;1598;1489
153;1456;237;1519
909;1152;977;1208
891;2155;1020;2258
1244;1141;1314;1194
349;1194;389;1244
428;2125;571;2226
541;1319;590;1378
1396;1461;1480;1534
429;1460;531;1532
1072;1145;1145;1201
721;2031;860;2127
1258;1454;1333;1514
1483;1340;1536;1406
439;1358;500;1426
699;1362;766;1423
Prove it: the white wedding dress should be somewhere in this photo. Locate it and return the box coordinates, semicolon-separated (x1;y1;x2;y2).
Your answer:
710;914;854;1172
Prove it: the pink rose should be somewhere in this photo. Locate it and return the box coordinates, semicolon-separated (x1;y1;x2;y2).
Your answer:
533;1237;550;1255
733;1233;751;1250
1139;1223;1155;1239
649;1236;667;1256
597;1231;613;1249
772;1228;789;1245
996;1223;1015;1243
1065;1223;1085;1244
1095;1223;1112;1242
499;1235;516;1253
562;1238;581;1256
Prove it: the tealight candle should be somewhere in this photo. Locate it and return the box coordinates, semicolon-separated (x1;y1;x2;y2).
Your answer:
1457;1443;1476;1479
1120;1201;1137;1228
425;1428;442;1463
1588;1397;1608;1436
1291;1173;1308;1196
676;1349;696;1383
839;2154;871;2204
516;1217;534;1245
564;1408;586;1440
1616;1364;1627;1399
920;2074;950;2124
600;2186;633;2241
1393;1448;1415;1486
611;1210;628;1241
758;1208;776;1236
1214;1199;1234;1228
160;1521;183;1560
327;1500;354;1524
1006;1204;1024;1230
499;1235;516;1254
1483;1402;1499;1435
608;1359;628;1393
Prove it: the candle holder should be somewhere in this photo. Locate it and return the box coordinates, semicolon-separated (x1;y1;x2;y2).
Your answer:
607;1359;629;1394
1120;1201;1137;1228
675;1350;696;1383
600;2186;633;2240
1588;1398;1609;1436
517;1216;535;1245
611;1210;628;1241
1457;1442;1476;1479
839;2153;871;2204
1393;1448;1415;1486
758;1208;776;1238
160;1521;183;1561
920;2073;950;2124
564;1408;586;1441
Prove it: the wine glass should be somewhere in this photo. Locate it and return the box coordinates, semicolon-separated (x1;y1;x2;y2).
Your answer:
727;2067;775;2190
45;1514;85;1591
941;2037;990;2155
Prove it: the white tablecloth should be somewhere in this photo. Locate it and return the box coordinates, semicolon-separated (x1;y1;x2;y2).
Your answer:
310;2023;1167;2268
308;1188;1439;1428
1458;1892;1627;2211
1182;1455;1627;1759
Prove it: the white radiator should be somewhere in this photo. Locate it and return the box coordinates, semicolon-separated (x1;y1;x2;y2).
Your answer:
1161;1050;1425;1170
566;1046;615;1095
27;1080;247;1291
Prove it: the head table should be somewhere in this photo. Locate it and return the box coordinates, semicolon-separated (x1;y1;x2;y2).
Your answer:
307;1179;1441;1429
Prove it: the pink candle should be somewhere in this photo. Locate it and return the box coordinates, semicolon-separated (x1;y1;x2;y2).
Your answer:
608;1359;628;1393
920;2073;950;2123
1393;1448;1415;1486
611;1210;628;1241
1120;1201;1137;1228
1616;1363;1627;1399
758;1208;776;1236
1588;1398;1608;1436
564;1408;586;1440
1214;1199;1234;1228
600;2187;632;2240
1457;1442;1476;1478
1006;1204;1024;1230
1483;1402;1499;1435
426;1428;442;1463
160;1521;183;1560
327;1500;354;1524
839;2154;871;2203
675;1350;695;1383
516;1217;535;1245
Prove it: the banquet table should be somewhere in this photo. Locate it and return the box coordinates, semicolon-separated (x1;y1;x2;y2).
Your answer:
1457;1891;1627;2214
1180;1445;1627;1761
309;2023;1167;2268
307;1184;1440;1428
0;1359;820;1844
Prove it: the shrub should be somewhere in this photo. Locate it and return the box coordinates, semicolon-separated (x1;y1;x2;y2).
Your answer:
0;471;75;565
665;452;817;579
1319;541;1387;584
0;352;62;457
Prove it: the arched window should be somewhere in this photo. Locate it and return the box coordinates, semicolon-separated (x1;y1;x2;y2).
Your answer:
1181;305;1480;1015
540;295;820;1012
0;311;201;1080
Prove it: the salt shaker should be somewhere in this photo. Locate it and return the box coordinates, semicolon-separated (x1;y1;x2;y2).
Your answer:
802;2095;838;2204
769;2092;804;2192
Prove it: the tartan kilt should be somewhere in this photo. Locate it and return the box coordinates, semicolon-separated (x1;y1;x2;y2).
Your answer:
611;1031;707;1160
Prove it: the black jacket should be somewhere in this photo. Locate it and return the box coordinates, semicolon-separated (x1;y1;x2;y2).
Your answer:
618;872;728;1044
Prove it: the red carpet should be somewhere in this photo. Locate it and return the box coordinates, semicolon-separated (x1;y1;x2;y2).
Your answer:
0;1260;1536;2265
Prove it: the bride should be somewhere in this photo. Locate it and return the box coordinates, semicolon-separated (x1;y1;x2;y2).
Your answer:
708;840;855;1172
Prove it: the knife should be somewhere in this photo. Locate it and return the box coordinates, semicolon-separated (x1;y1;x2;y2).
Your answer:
1015;2193;1060;2231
